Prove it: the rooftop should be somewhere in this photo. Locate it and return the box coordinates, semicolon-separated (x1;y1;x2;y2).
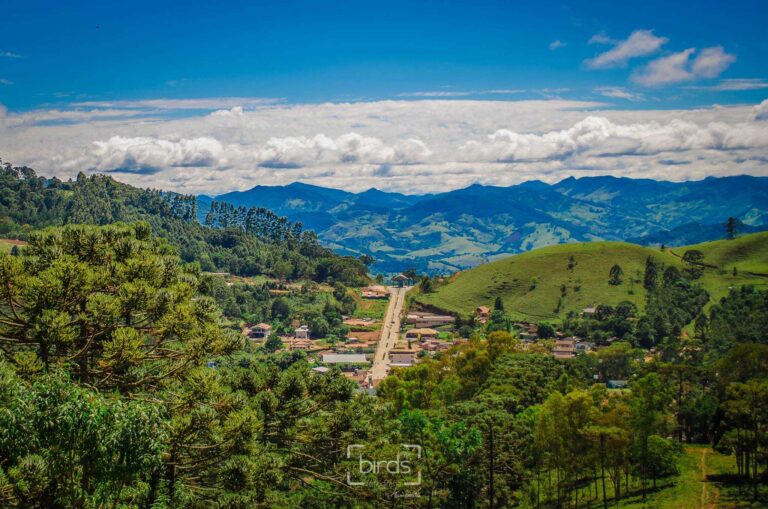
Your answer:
405;328;439;336
322;353;369;364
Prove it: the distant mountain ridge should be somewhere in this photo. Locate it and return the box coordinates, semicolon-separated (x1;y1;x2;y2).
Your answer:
206;175;768;273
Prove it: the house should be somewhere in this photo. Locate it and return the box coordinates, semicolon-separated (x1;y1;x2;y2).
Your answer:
406;313;454;328
248;323;272;340
552;338;576;359
575;341;593;353
581;306;597;318
392;274;414;287
287;338;312;351
515;322;539;340
322;353;369;365
343;369;370;386
405;328;439;340
607;380;628;389
312;366;330;374
294;324;310;339
422;339;452;353
475;306;490;323
389;348;418;367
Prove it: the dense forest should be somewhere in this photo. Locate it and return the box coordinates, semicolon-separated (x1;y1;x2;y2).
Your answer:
0;162;368;286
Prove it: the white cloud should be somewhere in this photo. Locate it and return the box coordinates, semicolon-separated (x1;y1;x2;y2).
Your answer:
397;91;471;97
71;97;281;110
0;51;22;58
3;108;151;127
588;32;614;45
594;87;644;101
585;30;668;69
1;98;766;195
484;89;526;95
686;79;768;91
549;40;566;50
691;46;736;79
0;79;13;85
254;133;432;168
77;136;227;172
460;115;768;162
632;46;736;86
754;100;768;121
632;48;695;86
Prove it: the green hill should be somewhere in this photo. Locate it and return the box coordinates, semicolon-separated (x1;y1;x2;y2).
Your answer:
670;232;768;306
670;231;768;274
414;234;768;322
0;239;26;254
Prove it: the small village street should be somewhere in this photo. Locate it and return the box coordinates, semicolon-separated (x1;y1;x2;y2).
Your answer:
370;285;408;382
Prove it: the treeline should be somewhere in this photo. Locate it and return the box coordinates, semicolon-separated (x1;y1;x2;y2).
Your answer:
556;256;710;352
205;201;304;243
0;162;368;285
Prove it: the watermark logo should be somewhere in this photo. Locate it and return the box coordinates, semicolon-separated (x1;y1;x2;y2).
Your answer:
346;443;422;494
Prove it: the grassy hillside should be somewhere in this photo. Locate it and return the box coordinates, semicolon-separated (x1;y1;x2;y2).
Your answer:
612;446;736;509
670;231;768;274
0;239;26;254
668;232;768;309
414;234;768;321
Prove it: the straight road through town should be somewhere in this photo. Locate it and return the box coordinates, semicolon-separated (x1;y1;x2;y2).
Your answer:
371;285;408;382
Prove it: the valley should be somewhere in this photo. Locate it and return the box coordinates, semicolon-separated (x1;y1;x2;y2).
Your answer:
206;175;768;273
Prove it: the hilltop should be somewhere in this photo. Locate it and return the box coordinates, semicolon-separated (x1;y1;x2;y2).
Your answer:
0;163;368;286
208;175;768;273
413;233;768;321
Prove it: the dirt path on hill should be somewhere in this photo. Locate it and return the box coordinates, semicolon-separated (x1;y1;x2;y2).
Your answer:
692;447;720;509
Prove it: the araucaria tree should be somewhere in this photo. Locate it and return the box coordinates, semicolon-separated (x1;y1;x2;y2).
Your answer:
609;264;624;285
0;222;241;390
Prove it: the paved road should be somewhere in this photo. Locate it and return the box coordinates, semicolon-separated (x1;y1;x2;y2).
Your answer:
370;285;408;382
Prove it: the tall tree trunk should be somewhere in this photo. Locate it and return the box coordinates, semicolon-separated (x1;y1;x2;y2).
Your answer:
488;422;495;509
600;435;608;509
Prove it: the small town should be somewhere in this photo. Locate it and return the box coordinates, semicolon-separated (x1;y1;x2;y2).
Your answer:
241;274;630;392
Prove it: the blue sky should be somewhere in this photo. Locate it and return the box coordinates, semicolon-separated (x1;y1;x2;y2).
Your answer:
0;1;767;194
2;0;767;109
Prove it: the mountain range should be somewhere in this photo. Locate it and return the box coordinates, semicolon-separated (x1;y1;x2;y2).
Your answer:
200;175;768;273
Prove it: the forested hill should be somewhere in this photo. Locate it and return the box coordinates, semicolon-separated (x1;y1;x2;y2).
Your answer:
0;162;368;285
213;176;768;273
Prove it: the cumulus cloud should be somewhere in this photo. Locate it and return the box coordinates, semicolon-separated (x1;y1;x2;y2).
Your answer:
1;98;767;194
0;78;13;85
585;30;668;69
255;133;431;168
74;136;227;173
70;132;432;175
460;116;768;162
632;46;736;86
594;87;644;101
754;100;768;121
0;51;22;58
